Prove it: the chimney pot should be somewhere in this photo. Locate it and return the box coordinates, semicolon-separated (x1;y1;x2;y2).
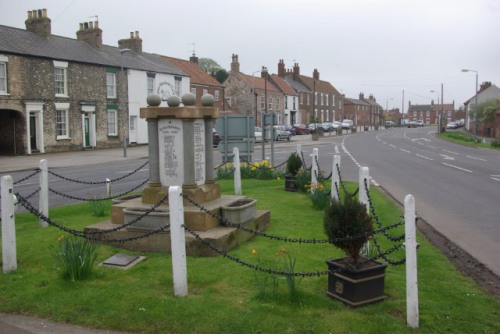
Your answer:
89;21;94;29
135;31;139;38
130;32;134;38
27;11;33;19
42;8;47;18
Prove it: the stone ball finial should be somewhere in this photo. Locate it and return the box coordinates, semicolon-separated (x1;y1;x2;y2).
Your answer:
166;95;181;107
147;94;161;107
201;94;215;106
181;93;196;106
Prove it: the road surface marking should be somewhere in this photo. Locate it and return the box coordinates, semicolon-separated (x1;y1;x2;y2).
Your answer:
389;144;396;148
400;148;410;153
442;163;472;173
443;149;458;155
491;177;500;182
467;155;487;161
412;138;430;142
426;145;437;149
416;154;433;160
440;154;455;160
334;145;339;154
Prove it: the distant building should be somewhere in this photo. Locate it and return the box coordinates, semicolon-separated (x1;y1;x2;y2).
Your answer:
344;93;382;128
407;100;455;126
463;82;500;137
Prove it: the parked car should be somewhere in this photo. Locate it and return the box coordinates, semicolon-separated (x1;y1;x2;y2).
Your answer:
254;126;263;142
446;121;458;129
416;120;424;126
385;121;396;128
213;128;221;147
284;125;296;136
341;119;353;130
273;125;292;141
321;122;334;132
407;121;418;128
293;123;310;135
332;121;342;130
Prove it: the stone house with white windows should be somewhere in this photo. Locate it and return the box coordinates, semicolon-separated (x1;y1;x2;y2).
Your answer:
0;8;188;155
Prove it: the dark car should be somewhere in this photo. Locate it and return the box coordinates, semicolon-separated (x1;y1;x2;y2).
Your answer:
212;128;221;147
293;123;310;135
284;125;296;136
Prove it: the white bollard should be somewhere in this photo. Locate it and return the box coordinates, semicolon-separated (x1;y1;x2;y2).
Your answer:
169;186;188;297
359;166;369;214
106;178;112;197
1;175;17;273
296;144;302;160
233;147;242;195
39;159;49;227
405;194;419;328
311;148;318;190
331;155;341;201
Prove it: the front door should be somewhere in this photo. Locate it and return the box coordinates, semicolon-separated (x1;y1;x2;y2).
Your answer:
84;116;90;147
29;113;38;151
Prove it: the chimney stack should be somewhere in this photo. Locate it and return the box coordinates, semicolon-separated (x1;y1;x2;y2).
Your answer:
313;69;319;80
76;20;103;48
277;59;285;77
479;81;492;93
359;92;365;100
260;66;268;79
25;8;51;38
118;31;143;53
230;54;240;73
293;63;300;80
189;53;199;64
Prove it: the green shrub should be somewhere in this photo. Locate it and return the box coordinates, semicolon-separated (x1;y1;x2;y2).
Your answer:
491;139;500;148
54;235;98;281
286;152;302;176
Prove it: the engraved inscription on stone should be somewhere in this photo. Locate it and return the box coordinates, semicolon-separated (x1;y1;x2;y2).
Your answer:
193;119;206;185
103;254;139;267
158;119;183;186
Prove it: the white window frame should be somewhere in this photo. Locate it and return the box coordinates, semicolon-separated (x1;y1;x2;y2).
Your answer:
191;87;196;95
0;55;7;95
203;88;208;96
214;90;220;101
55;102;70;139
107;109;118;136
260;96;265;111
53;61;68;97
276;97;280;111
147;75;155;96
106;72;116;98
268;97;273;111
174;77;182;97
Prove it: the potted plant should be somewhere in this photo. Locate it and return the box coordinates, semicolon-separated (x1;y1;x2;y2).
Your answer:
323;191;387;307
285;152;302;192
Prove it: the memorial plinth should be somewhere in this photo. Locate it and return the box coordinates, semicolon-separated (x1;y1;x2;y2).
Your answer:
85;94;270;256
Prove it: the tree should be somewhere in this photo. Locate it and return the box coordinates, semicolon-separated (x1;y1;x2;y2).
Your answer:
476;99;500;124
198;58;222;76
215;68;229;84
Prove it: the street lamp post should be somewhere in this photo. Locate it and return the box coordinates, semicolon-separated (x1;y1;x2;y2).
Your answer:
120;48;132;157
461;69;478;143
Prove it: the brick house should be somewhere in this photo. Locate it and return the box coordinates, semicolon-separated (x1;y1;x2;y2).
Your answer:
343;94;372;127
0;9;188;154
163;54;225;110
223;54;285;126
407;100;455;125
279;62;342;125
463;82;500;137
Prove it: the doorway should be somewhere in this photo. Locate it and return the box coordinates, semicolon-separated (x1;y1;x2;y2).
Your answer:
29;112;38;151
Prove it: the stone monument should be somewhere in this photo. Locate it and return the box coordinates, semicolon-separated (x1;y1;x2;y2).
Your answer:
86;93;270;256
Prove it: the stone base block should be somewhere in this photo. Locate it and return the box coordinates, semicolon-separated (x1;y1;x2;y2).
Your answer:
85;210;270;256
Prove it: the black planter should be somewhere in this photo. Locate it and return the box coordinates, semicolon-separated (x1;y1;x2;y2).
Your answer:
326;257;387;307
285;175;298;192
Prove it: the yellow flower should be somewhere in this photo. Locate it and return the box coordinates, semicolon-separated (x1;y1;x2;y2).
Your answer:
252;249;257;256
276;177;280;181
261;160;268;167
56;235;65;242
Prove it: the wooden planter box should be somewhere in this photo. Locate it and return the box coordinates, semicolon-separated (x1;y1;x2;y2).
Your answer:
326;257;387;307
285;175;298;192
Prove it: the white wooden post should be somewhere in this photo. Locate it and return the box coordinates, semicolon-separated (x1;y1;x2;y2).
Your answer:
405;194;419;328
359;166;369;214
331;155;341;201
39;159;49;227
106;178;112;197
1;175;17;273
169;186;188;297
296;144;302;160
233;147;242;195
311;148;318;190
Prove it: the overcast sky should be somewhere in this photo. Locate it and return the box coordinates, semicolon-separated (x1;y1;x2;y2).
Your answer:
2;0;499;113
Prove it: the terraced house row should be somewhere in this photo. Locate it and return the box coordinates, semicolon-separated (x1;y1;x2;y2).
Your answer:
0;8;386;156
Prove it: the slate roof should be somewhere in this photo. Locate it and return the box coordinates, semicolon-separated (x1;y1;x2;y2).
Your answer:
298;75;341;96
0;24;186;76
283;76;309;93
163;56;223;88
345;98;371;106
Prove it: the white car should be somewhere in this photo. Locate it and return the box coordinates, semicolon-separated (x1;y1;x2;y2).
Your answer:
341;119;353;129
273;125;292;141
254;127;263;142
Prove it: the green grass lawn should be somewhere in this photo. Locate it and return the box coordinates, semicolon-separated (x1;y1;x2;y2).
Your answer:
1;179;498;333
438;130;500;150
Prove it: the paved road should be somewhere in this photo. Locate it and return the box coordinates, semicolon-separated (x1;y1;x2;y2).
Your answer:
340;127;500;277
